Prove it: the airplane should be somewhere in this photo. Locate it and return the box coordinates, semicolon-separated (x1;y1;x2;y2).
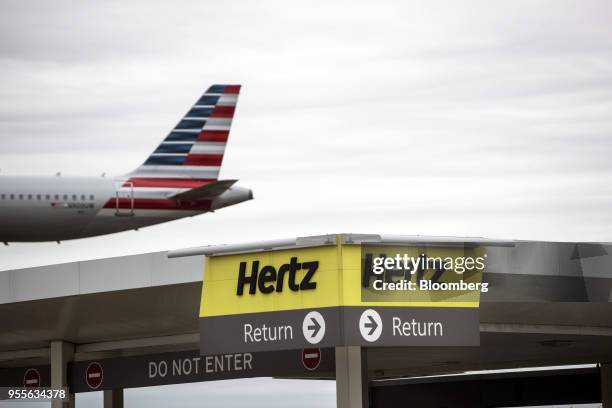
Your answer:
0;84;253;243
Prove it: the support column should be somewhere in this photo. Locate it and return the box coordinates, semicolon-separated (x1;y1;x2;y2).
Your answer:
335;346;368;408
50;340;75;408
602;363;612;408
104;389;124;408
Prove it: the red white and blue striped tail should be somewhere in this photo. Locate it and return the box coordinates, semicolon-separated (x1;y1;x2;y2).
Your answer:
126;84;240;188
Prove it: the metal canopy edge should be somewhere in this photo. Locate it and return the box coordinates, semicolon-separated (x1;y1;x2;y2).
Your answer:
167;234;338;258
167;233;516;258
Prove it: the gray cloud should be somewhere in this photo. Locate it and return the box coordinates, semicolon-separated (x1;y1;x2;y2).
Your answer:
0;0;611;247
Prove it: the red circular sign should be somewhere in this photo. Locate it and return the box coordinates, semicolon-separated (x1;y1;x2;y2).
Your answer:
302;348;321;371
23;368;40;388
85;362;103;390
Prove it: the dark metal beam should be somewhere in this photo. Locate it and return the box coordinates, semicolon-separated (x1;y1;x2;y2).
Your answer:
371;368;601;408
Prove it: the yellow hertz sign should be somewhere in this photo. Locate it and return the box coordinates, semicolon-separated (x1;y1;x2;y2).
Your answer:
200;243;484;318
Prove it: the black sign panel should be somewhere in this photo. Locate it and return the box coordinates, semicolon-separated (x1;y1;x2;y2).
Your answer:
200;306;479;354
200;307;343;354
69;348;335;393
343;306;480;346
0;365;51;388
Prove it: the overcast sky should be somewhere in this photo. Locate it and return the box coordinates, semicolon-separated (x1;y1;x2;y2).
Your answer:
1;0;611;406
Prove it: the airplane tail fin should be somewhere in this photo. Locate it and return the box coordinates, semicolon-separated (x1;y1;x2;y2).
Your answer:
126;84;241;187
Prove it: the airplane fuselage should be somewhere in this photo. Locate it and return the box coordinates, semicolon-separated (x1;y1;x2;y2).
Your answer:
0;175;250;242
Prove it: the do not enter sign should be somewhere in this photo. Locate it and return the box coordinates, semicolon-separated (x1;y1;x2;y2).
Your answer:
23;368;41;387
86;362;103;389
301;348;321;371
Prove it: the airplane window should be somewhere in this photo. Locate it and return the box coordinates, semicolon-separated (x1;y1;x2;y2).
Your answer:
90;194;94;200
27;194;32;200
55;194;59;200
45;194;50;200
10;194;14;200
81;194;85;201
1;194;4;200
19;194;23;200
37;194;41;200
63;194;68;200
72;194;77;201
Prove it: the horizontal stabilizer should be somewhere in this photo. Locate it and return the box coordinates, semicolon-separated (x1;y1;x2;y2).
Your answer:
171;179;237;201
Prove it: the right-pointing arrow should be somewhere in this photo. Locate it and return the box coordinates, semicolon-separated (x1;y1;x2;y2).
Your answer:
364;315;378;335
359;309;383;342
307;317;321;338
